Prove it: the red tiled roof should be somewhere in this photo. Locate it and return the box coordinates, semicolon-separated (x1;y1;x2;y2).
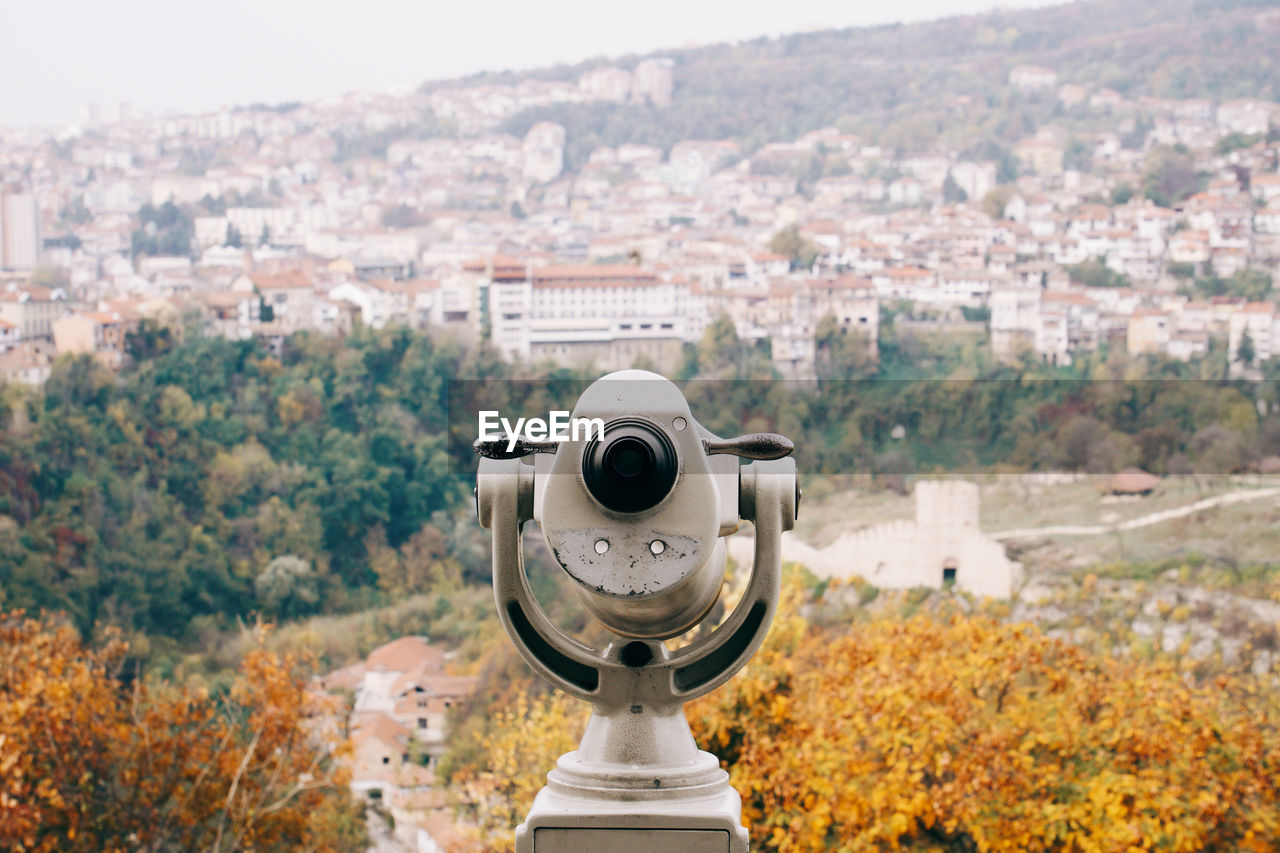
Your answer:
531;266;658;288
366;636;445;673
251;270;312;291
351;711;413;747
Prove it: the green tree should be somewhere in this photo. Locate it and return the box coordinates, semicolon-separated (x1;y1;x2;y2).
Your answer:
1141;145;1201;207
813;313;876;380
942;172;968;203
769;225;820;270
1238;331;1256;367
1067;258;1131;289
255;555;320;618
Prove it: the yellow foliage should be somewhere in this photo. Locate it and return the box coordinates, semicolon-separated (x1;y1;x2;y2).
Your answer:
448;576;1280;852
450;689;587;852
690;600;1280;852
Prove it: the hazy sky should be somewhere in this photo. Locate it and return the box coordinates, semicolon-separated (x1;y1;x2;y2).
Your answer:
2;0;1060;127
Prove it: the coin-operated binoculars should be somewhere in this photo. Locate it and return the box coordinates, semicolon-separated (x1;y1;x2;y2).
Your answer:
474;370;797;853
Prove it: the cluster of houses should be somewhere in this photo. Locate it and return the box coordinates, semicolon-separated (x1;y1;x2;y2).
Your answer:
314;635;478;851
2;57;1280;384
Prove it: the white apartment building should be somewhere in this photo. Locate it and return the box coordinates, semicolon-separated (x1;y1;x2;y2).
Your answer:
578;66;631;103
0;283;67;340
950;161;997;203
771;276;880;378
632;58;675;107
801;276;880;345
990;285;1041;361
226;207;297;243
1228;303;1280;372
522;122;566;183
1216;99;1277;136
328;279;420;329
488;264;695;371
0;192;41;271
232;271;316;334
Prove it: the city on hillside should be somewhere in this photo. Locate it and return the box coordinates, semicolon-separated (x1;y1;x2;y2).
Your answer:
2;21;1279;386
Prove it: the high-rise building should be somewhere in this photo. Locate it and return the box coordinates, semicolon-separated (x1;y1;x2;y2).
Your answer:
0;192;41;271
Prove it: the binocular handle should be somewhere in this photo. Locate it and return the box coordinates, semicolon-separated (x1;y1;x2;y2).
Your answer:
703;433;794;460
473;435;559;460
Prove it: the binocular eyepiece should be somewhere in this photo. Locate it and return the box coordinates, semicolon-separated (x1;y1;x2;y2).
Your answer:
582;418;678;514
474;370;796;639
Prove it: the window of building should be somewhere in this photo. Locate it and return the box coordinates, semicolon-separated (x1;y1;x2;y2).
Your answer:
418;718;427;729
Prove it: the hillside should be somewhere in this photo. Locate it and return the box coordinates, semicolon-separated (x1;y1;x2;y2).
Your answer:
435;0;1280;167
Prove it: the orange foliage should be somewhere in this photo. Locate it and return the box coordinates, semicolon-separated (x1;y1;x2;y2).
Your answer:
688;586;1280;852
449;576;1280;852
0;611;365;852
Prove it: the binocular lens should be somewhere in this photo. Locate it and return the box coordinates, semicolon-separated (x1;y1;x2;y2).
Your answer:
605;439;650;480
583;419;677;514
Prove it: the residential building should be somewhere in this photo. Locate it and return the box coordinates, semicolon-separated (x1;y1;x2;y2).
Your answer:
522;122;566;183
0;283;67;341
578;66;631;103
0;318;18;352
198;290;261;340
0;191;41;270
632;58;675;107
0;340;54;385
1127;308;1172;356
1228;302;1279;372
52;310;137;366
231;270;316;334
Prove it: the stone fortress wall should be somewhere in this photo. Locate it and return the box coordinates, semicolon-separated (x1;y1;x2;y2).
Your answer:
727;480;1022;598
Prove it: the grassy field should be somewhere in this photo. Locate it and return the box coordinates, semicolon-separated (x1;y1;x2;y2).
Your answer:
797;473;1280;577
976;475;1267;532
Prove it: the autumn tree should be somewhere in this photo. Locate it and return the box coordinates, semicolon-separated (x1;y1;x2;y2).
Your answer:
687;596;1280;852
448;578;1280;852
0;611;365;852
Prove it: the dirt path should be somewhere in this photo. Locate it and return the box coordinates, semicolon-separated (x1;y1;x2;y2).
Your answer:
989;487;1280;541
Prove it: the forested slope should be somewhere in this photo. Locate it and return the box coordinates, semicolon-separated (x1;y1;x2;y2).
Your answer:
2;321;1278;667
481;0;1280;166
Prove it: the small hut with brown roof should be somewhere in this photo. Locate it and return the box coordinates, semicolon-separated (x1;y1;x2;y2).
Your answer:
1108;467;1163;496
